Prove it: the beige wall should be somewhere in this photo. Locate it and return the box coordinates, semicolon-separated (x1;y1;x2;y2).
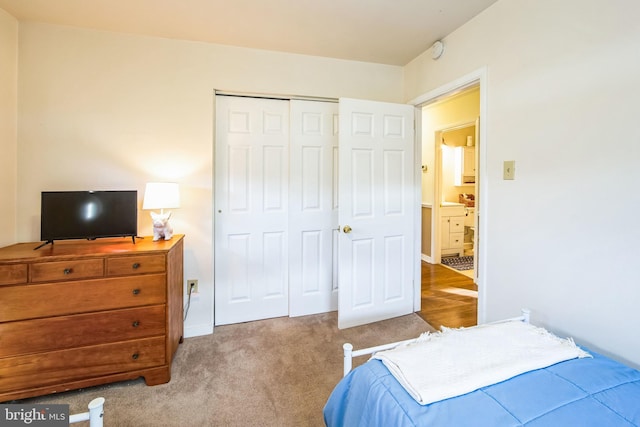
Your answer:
0;9;17;247
406;0;640;367
14;22;404;337
421;206;432;258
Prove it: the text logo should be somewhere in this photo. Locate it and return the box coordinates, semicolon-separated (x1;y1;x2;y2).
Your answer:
1;405;69;426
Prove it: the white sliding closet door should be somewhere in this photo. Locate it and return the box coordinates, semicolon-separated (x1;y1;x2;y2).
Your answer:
214;95;417;328
215;96;290;325
337;98;416;329
289;100;339;316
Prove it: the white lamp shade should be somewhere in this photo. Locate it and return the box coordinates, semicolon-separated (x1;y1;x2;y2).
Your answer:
142;182;180;210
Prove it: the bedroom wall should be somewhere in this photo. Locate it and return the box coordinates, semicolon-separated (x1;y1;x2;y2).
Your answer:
13;21;404;338
0;9;17;247
405;0;640;367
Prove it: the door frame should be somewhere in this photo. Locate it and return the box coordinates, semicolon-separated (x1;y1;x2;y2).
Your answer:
408;67;489;324
212;79;487;325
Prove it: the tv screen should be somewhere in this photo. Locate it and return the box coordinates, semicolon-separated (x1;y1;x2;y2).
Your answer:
40;191;138;244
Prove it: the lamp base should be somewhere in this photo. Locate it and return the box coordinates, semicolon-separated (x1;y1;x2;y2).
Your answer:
150;211;174;241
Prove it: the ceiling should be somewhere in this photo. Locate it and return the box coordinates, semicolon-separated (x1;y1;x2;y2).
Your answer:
0;0;498;66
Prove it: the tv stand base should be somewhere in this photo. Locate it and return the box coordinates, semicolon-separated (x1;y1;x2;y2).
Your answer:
34;240;53;250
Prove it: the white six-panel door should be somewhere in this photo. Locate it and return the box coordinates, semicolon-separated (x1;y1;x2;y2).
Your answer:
215;96;290;325
338;98;416;329
289;100;340;316
215;95;416;328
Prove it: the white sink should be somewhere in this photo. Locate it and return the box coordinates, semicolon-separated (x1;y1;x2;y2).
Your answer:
464;207;475;227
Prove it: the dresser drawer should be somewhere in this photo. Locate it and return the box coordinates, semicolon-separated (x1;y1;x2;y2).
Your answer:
31;258;104;283
0;274;166;322
0;336;166;393
0;305;166;358
107;254;166;276
0;264;27;286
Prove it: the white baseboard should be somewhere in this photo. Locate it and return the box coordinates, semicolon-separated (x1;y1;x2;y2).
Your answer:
184;323;214;339
421;253;433;263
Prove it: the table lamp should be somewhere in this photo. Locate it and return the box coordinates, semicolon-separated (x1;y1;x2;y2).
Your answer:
142;182;180;241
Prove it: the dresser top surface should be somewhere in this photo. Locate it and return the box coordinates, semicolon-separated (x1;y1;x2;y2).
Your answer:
0;235;184;263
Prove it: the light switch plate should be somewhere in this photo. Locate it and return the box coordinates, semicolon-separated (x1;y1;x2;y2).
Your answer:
503;160;515;180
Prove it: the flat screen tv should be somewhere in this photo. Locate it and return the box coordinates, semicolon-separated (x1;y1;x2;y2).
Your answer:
38;190;138;249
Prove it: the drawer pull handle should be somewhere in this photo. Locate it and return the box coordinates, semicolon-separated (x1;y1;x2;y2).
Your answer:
63;268;72;275
132;289;141;295
132;263;140;269
132;353;139;360
132;321;140;327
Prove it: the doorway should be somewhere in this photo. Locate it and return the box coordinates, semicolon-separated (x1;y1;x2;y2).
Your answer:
421;85;479;280
415;74;484;324
438;117;478;280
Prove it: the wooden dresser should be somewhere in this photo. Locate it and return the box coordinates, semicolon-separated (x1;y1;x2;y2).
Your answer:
0;235;184;402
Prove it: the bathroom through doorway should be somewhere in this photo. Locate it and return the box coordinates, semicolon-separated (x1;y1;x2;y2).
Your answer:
420;84;480;283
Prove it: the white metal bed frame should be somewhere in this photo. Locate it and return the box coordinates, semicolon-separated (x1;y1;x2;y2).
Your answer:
342;309;531;376
69;397;105;427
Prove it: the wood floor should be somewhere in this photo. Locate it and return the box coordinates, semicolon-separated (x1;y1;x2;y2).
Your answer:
417;261;478;330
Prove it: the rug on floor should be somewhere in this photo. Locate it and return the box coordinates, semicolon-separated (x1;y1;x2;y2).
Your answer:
442;255;474;271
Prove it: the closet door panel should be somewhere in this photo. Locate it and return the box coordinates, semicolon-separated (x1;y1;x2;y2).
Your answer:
289;100;339;317
215;96;290;325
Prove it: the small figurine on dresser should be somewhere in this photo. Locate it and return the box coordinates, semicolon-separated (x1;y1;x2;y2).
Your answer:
142;182;180;241
151;211;174;241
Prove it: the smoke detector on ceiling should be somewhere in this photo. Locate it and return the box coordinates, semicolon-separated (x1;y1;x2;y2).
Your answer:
431;40;445;60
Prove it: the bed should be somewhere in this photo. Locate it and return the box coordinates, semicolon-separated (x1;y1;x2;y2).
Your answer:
324;311;640;426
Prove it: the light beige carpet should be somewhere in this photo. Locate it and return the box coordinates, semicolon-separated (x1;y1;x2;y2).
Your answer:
14;312;434;427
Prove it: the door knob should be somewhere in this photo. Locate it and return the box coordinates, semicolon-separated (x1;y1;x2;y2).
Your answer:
343;225;352;234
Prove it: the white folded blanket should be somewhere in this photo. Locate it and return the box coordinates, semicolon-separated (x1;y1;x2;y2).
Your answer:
372;320;591;405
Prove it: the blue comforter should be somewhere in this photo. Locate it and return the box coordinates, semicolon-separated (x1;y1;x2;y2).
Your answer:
324;350;640;426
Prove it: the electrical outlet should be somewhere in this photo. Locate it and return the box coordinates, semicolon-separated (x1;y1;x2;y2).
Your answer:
187;279;198;294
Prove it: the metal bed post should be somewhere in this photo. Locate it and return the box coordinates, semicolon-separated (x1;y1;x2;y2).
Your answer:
69;397;105;427
343;343;353;377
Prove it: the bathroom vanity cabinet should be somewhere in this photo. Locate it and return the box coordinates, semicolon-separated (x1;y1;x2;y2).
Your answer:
440;204;465;257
